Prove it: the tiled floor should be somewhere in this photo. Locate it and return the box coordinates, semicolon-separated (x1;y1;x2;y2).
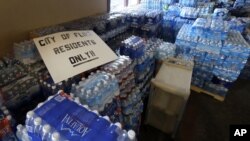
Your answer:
139;79;250;141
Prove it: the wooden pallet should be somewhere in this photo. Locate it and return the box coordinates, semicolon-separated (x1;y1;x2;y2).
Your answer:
191;86;225;102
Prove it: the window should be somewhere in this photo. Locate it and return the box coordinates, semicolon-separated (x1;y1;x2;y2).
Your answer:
110;0;141;12
128;0;139;6
110;0;125;12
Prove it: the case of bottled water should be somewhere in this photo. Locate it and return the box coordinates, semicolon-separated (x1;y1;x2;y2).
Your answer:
16;92;137;141
14;40;41;65
0;76;40;109
175;22;250;96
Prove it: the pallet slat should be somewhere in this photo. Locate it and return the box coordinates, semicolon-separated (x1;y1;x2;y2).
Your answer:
191;86;225;102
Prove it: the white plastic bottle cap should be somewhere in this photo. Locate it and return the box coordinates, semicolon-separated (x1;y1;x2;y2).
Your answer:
42;124;51;133
111;75;116;79
80;89;85;93
52;86;56;89
83;105;89;109
57;90;64;94
86;90;91;95
103;116;110;121
114;122;122;129
34;117;42;125
103;81;108;85
70;93;75;97
94;87;99;92
48;96;54;100
26;111;34;118
97;82;101;87
37;102;44;108
3;110;9;115
128;130;136;140
92;110;99;115
104;75;109;80
74;97;81;104
6;115;12;121
52;132;60;141
16;124;23;131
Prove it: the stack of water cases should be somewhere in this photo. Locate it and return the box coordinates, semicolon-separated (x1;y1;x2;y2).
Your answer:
0;106;18;141
25;61;83;97
13;40;41;64
233;0;250;9
13;40;77;97
16;92;137;141
120;36;156;99
143;0;163;10
228;17;250;33
0;57;41;109
163;2;214;42
92;13;129;49
152;39;176;61
119;36;157;131
0;57;27;87
141;10;163;39
70;71;123;124
0;75;40;109
118;8;163;39
101;56;142;131
38;70;83;98
175;18;250;96
31;13;129;48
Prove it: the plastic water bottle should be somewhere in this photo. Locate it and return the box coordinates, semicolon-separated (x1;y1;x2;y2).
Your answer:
33;117;42;136
41;124;52;141
127;130;137;141
118;129;136;141
25;111;36;133
98;122;122;141
21;128;31;141
16;124;24;140
6;115;15;128
51;132;68;141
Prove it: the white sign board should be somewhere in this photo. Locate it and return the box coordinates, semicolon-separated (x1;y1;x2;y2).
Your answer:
33;30;118;83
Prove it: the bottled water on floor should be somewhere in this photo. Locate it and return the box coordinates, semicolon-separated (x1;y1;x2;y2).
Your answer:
176;21;250;96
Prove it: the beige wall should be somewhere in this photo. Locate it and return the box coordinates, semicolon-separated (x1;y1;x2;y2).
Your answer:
0;0;107;57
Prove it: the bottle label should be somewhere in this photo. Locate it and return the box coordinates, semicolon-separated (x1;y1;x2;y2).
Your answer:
60;114;90;137
34;93;103;141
